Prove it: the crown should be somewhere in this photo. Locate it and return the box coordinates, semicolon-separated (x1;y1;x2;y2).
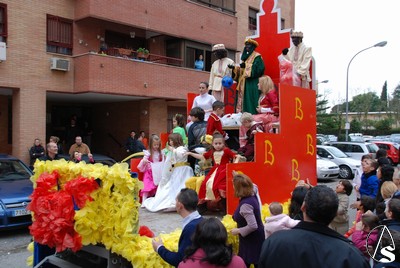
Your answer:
291;31;303;38
244;38;259;47
212;44;226;51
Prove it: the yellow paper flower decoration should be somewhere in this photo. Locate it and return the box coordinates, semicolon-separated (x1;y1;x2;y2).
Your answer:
29;160;293;268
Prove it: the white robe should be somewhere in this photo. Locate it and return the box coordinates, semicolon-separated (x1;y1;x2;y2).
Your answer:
209;57;234;92
287;42;312;88
143;146;193;212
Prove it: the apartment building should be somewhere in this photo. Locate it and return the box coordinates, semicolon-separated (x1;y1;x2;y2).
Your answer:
0;0;294;163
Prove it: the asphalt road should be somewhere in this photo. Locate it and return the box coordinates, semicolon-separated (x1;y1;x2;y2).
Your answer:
0;178;354;268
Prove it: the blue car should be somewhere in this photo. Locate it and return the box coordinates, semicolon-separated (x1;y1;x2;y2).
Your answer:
0;154;33;229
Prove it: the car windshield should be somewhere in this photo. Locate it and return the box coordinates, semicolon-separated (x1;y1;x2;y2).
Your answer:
367;144;379;153
326;147;348;158
349;136;364;142
393;143;400;150
0;160;31;180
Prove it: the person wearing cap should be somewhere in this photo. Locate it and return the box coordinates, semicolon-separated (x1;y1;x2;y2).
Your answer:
208;44;234;102
230;38;265;115
287;31;312;89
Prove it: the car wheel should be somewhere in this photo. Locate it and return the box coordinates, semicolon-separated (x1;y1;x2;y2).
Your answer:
339;165;352;180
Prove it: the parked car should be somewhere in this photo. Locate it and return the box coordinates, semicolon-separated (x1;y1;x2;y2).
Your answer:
325;141;379;161
0;154;33;229
327;135;338;142
58;153;116;166
316;134;329;145
372;141;400;165
317;145;361;180
316;155;340;180
390;133;400;144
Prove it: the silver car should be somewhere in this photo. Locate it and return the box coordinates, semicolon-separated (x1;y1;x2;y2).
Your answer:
316;155;340;180
325;141;379;161
317;145;361;180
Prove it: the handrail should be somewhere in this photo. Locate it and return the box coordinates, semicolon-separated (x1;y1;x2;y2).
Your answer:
103;47;184;67
107;132;122;148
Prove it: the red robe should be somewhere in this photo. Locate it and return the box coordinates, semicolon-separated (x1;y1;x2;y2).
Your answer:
259;89;279;115
252;90;279;133
206;112;225;136
198;147;236;200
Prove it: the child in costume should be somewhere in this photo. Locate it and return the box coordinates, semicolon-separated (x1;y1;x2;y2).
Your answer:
238;112;264;161
206;101;226;137
186;133;239;213
137;135;163;206
143;133;193;212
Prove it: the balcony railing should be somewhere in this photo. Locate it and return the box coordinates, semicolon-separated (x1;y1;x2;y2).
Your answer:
103;47;183;67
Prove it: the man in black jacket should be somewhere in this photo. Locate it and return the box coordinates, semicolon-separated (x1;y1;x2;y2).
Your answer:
259;185;369;268
125;130;145;154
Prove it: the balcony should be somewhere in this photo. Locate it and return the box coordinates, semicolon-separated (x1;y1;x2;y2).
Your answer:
73;53;209;99
74;0;237;49
105;48;183;67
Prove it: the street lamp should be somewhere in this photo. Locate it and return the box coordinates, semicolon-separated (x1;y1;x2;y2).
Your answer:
318;80;329;84
345;41;387;141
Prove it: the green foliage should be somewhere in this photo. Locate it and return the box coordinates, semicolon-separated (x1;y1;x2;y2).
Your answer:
350;119;362;133
316;94;330;114
350;92;382;113
137;48;149;54
374;118;393;135
380;81;388;103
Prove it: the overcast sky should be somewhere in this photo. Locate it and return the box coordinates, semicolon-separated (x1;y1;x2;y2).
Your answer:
294;0;399;107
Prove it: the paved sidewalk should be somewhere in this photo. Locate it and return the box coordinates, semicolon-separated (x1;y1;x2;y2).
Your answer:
138;207;183;235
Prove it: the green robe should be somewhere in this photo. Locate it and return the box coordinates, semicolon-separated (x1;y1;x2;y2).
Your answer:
234;54;265;114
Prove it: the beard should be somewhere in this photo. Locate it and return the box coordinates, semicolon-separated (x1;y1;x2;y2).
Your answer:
241;46;255;61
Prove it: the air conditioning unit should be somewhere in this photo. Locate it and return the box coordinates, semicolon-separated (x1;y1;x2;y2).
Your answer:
50;58;70;71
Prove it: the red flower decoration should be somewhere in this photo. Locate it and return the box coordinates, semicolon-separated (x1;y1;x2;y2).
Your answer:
64;176;98;208
139;225;154;238
29;171;98;252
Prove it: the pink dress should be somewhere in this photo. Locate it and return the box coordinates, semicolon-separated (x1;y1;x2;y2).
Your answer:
137;150;163;197
279;55;301;86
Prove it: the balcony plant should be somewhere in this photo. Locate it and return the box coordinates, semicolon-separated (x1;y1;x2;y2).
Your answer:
136;48;149;59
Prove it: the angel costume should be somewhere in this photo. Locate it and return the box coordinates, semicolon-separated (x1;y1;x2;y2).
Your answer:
142;146;193;212
137;150;163;198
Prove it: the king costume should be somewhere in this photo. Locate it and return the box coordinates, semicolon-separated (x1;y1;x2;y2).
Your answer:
233;39;265;115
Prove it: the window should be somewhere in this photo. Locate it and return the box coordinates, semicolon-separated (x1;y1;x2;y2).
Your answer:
249;8;258;31
0;3;7;42
351;145;363;153
281;18;285;30
192;0;236;15
47;15;73;55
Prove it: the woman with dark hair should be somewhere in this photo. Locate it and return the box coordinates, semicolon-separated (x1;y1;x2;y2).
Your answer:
289;186;309;220
179;218;245;268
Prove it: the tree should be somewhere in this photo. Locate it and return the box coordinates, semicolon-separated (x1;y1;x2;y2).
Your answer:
374;118;392;135
350;92;381;113
350;119;362;133
316;94;330;114
380;81;388;110
390;83;400;127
